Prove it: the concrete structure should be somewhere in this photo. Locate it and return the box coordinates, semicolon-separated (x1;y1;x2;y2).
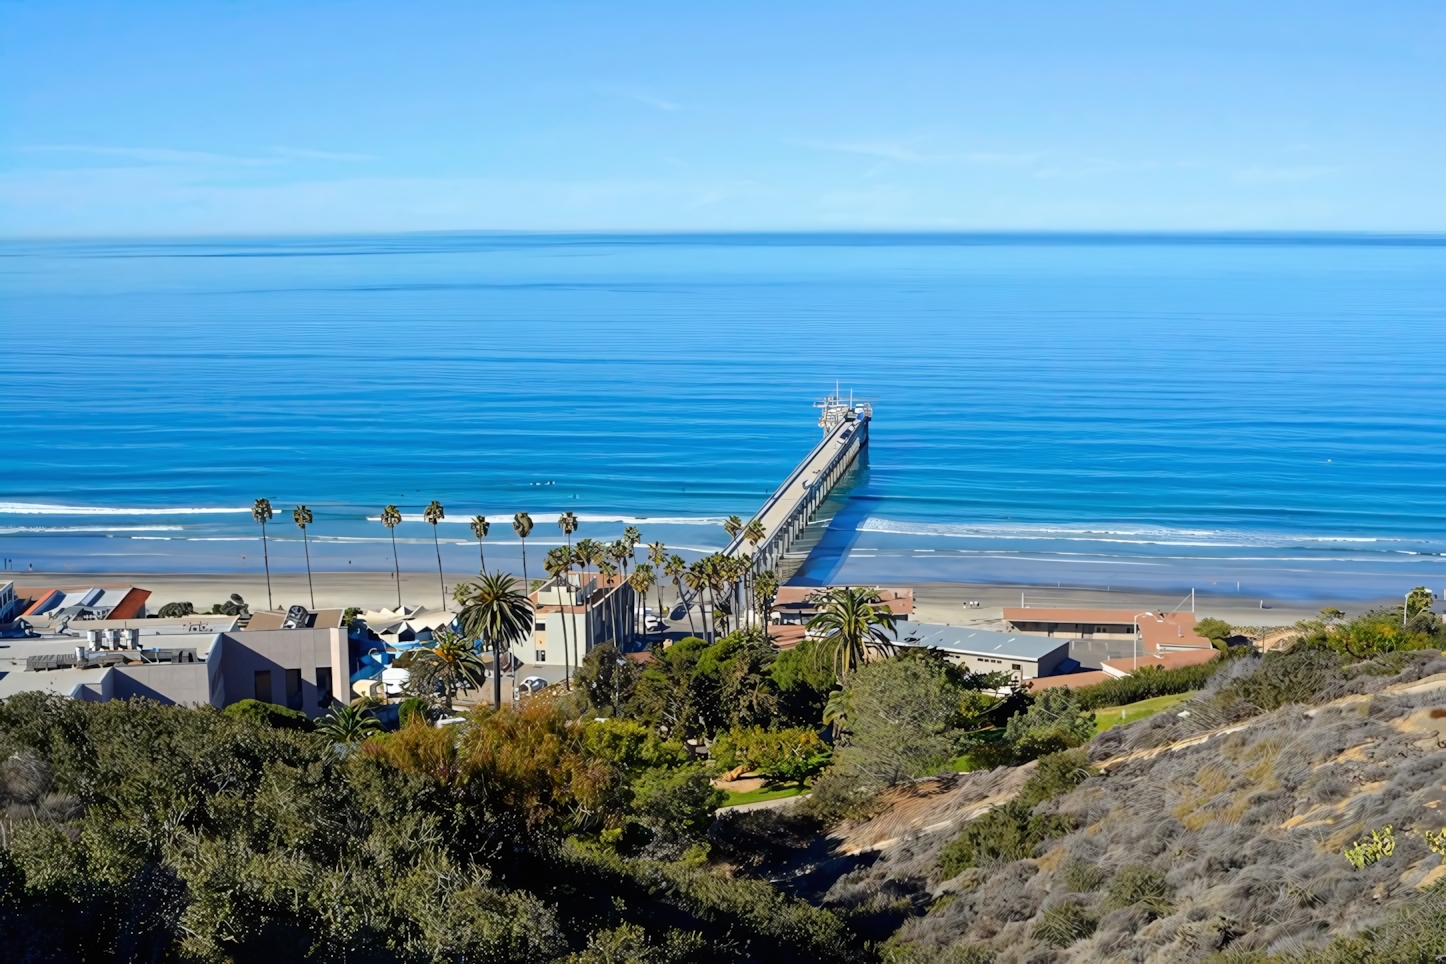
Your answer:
1002;608;1212;654
725;393;871;588
530;572;638;667
0;616;346;718
0;581;20;623
892;620;1071;680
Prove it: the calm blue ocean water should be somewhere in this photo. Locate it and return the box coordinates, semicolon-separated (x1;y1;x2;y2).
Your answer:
2;233;1445;599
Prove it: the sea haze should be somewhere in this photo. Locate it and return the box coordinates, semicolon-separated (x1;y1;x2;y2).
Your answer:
2;233;1444;599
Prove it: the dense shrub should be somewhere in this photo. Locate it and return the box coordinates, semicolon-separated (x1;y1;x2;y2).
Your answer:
1003;688;1095;750
629;764;726;838
1102;864;1172;916
1017;749;1097;808
1070;660;1224;710
711;725;831;783
155;601;194;618
1033;898;1098;947
221;697;314;730
936;801;1075;878
1222;649;1344;710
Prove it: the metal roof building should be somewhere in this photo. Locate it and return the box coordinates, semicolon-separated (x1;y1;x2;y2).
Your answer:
891;620;1071;680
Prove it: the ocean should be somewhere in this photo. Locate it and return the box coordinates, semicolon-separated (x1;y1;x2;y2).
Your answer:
2;233;1445;600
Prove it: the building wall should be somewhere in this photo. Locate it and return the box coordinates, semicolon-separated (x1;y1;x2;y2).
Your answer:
108;662;214;707
215;628;346;717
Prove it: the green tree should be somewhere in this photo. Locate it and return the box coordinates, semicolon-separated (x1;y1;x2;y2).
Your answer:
1195;616;1234;650
156;601;195;618
807;587;897;683
252;497;275;610
292;504;315;609
315;703;382;744
512;511;535;591
1406;586;1436;620
455;570;535;708
1004;687;1096;758
629;764;725;839
470;514;490;573
411;628;489;712
558;511;580;684
423;500;447;610
753;568;779;641
381;504;404;608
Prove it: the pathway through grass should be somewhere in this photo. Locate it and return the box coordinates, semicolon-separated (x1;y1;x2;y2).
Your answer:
1094;691;1195;732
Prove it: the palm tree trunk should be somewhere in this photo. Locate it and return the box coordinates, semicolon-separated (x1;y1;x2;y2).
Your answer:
261;522;273;610
477;539;485;574
560;565;571;692
390;528;401;609
431;525;445;610
492;636;502;709
302;528;315;609
655;579;666;637
677;578;696;636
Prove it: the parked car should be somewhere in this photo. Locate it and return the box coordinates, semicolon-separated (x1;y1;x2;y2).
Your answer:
518;676;549;696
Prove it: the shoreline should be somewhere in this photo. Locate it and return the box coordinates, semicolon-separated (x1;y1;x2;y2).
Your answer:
0;571;1399;627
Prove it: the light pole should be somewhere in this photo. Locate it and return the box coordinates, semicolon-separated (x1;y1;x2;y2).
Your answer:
1133;611;1163;672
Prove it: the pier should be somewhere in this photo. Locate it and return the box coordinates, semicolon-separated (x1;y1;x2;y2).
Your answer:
725;392;871;580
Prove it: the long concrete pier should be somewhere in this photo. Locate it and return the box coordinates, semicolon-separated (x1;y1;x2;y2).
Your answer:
724;394;871;577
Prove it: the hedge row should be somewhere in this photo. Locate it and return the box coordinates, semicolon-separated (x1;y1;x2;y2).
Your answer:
1069;659;1225;710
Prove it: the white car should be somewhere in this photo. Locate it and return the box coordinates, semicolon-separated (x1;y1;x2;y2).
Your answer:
518;676;549;696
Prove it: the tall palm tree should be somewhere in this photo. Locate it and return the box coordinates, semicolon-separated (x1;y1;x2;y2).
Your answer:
543;546;573;690
630;564;655;641
609;538;632;585
623;525;642;555
469;515;489;573
598;561;619;645
685;559;711;641
456;571;535;708
743;519;767;628
558;511;579;679
753;568;779;641
292;505;315;609
807;587;898;684
723;514;744;542
512;511;534;593
381;505;403;609
423;501;446;610
252;498;274;611
664;553;694;635
646;541;668;628
317;704;383;745
414;629;489;712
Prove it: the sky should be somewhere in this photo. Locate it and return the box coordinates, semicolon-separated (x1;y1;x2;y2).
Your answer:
2;1;1444;235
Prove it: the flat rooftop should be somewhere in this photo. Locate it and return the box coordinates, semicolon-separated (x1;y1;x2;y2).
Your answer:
892;620;1068;661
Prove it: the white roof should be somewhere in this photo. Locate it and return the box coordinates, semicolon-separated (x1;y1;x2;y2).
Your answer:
891;621;1069;662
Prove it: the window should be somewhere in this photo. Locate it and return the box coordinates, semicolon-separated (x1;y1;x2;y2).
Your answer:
1011;664;1021;672
535;649;547;662
315;667;333;708
285;669;302;711
254;670;272;703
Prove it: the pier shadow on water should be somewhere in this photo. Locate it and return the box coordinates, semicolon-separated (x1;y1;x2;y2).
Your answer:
785;455;873;586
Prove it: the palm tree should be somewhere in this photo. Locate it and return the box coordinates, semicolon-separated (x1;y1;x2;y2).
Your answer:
252;498;274;610
423;501;446;610
544;546;573;690
598;561;619;645
743;519;767;627
630;563;655;641
646;541;668;629
807;587;898;684
558;512;579;681
753;568;779;641
455;571;535;709
822;689;848;741
723;514;744;542
292;505;315;609
317;704;383;745
513;511;535;590
664;553;693;636
469;515;489;573
623;525;642;556
685;559;711;641
609;538;632;585
381;505;403;609
414;628;489;712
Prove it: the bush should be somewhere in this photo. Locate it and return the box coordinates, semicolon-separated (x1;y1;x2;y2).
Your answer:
1223;648;1343;710
221;698;313;730
1070;660;1223;710
629;764;726;838
710;726;830;783
1102;864;1172;916
1003;688;1095;752
155;601;195;618
1033;899;1098;947
398;696;429;728
1063;861;1110;892
1195;617;1233;645
936;801;1074;878
1017;750;1097;808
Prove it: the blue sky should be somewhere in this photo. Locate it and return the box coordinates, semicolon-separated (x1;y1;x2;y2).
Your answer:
2;1;1444;235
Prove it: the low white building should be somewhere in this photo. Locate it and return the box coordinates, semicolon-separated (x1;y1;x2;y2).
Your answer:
891;620;1072;680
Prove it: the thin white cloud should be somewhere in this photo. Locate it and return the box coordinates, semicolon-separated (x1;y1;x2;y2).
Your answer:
20;144;272;165
594;84;680;111
798;139;1046;167
1233;165;1340;184
269;147;375;162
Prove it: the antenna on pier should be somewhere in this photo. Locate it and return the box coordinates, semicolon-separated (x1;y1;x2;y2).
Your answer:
815;386;869;435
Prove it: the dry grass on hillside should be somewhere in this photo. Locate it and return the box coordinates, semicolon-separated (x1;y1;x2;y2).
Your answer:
813;650;1446;963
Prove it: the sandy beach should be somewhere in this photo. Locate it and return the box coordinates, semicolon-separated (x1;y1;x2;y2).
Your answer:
3;570;1397;628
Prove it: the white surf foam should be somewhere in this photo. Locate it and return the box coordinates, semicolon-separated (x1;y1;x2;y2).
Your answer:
0;502;249;516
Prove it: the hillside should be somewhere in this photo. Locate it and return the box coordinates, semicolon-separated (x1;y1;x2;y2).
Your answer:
720;647;1446;962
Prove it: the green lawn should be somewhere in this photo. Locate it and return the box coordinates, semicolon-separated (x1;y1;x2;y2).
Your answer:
718;784;808;808
1093;692;1196;733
